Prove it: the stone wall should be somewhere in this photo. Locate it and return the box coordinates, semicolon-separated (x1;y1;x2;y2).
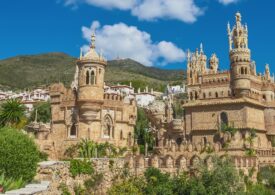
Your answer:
34;155;259;195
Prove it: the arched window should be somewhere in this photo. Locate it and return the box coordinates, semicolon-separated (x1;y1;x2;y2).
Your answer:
91;71;95;85
69;123;77;138
195;91;198;100
245;68;248;74
215;92;218;98
128;132;132;146
103;115;113;138
241;67;244;75
263;95;266;101
220;112;228;126
190;93;193;100
203;93;206;99
86;71;90;85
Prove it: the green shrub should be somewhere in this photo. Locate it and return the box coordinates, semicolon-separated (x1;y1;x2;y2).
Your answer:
69;159;94;178
84;173;103;192
0;173;25;193
39;151;48;161
58;183;71;195
0;127;40;182
107;179;143;195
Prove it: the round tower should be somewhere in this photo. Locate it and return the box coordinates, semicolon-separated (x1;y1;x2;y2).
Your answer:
228;12;251;97
75;33;107;121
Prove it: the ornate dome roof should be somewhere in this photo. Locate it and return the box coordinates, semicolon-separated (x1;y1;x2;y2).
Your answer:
80;33;106;63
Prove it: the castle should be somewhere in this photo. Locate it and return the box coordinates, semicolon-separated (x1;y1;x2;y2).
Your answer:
33;13;275;176
145;12;275;173
35;34;137;159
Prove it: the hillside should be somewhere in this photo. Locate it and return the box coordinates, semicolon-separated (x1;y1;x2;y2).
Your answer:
0;53;185;92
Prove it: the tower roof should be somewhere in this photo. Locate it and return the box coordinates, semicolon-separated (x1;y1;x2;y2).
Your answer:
81;32;106;63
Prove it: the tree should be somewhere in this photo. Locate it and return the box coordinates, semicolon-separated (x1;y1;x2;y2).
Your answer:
0;99;26;128
258;165;275;190
29;101;51;123
0;127;40;182
107;177;145;195
144;167;173;195
134;108;155;155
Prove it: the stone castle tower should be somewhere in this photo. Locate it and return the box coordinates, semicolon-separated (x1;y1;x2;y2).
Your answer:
228;12;251;97
73;33;107;123
44;32;137;159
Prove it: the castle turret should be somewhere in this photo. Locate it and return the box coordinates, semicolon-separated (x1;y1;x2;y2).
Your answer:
228;12;251;97
75;33;107;121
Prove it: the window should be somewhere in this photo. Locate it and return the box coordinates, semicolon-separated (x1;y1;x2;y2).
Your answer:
120;130;123;140
91;71;95;85
86;71;89;85
220;112;228;126
69;124;77;138
176;137;182;145
195;91;198;100
203;93;206;99
215;92;218;98
103;115;113;138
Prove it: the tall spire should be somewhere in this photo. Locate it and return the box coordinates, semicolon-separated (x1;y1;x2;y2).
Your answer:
90;32;96;49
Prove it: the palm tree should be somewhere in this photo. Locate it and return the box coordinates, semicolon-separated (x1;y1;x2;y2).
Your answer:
0;99;26;128
78;138;97;158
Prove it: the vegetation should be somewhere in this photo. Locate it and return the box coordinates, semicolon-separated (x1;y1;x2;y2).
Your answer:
0;99;27;128
64;138;127;159
0;174;25;193
108;156;275;195
257;165;275;190
134;108;155;155
29;101;51;123
0;127;40;182
69;159;94;178
0;54;184;91
58;182;71;195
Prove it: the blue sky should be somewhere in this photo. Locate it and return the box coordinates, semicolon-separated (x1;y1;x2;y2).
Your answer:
0;0;274;73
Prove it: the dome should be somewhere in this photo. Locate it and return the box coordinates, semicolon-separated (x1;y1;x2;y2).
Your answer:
80;33;106;62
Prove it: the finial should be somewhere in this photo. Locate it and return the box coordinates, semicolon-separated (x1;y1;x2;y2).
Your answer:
236;11;241;22
90;32;96;49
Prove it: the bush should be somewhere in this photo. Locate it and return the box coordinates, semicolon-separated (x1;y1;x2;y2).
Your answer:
0;173;25;193
107;179;143;195
69;159;94;178
0;127;40;182
258;165;275;190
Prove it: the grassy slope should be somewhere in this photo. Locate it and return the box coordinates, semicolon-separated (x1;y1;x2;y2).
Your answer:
0;53;184;92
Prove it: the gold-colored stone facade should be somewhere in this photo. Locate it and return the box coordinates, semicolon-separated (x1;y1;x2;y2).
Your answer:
148;12;275;166
37;34;137;159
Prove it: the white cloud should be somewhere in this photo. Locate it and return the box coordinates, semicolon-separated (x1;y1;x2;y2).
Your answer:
81;21;185;66
63;0;136;10
218;0;240;5
132;0;203;23
63;0;203;23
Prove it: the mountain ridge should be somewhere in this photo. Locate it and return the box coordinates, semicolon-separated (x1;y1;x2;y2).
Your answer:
0;53;185;92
